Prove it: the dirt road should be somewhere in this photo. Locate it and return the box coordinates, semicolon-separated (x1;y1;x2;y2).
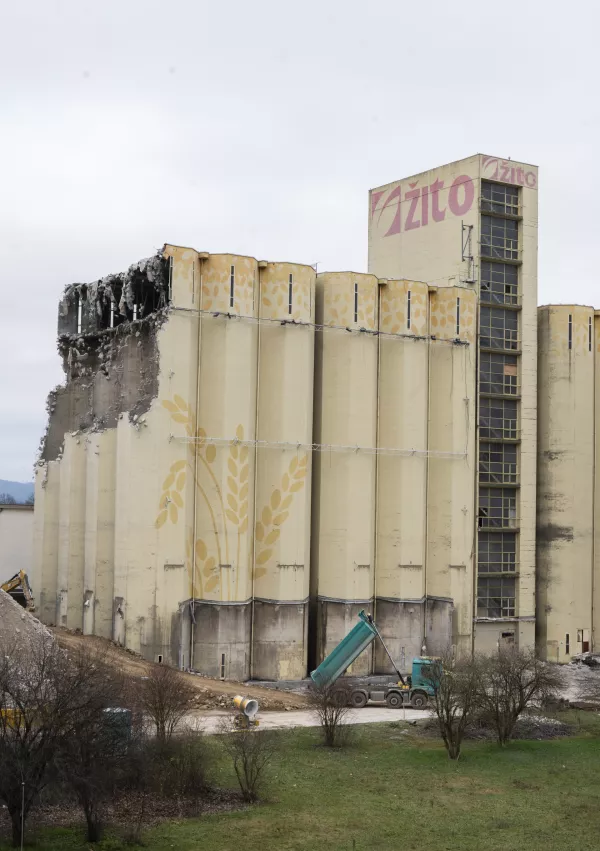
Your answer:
52;628;309;711
199;705;431;733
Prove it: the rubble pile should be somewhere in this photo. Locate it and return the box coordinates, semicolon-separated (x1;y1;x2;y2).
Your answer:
0;590;55;652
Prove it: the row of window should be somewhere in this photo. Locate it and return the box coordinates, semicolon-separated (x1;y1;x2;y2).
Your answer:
478;184;519;620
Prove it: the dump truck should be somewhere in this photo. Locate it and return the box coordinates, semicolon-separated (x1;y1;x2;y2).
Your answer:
1;570;35;611
310;610;435;709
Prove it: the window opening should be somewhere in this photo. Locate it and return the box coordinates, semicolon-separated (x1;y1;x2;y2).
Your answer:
479;353;518;396
288;273;293;315
230;265;235;309
110;301;115;329
220;653;226;679
456;297;460;335
480;306;519;351
77;293;83;334
478;488;517;529
354;282;358;323
479;444;518;484
481;215;519;261
589;317;593;352
568;314;573;350
477;575;516;618
566;633;570;655
407;290;411;329
480;262;518;306
477;532;517;573
481;181;520;216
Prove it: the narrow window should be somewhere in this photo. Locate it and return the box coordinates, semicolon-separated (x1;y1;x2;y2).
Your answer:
589;317;593;352
157;654;163;664
77;293;82;334
133;304;138;321
354;282;358;323
456;297;461;335
288;273;293;315
568;313;573;350
220;653;226;679
110;301;115;329
407;290;411;330
566;633;570;655
229;265;235;309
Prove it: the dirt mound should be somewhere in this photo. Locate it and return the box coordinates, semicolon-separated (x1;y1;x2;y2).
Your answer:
420;713;572;741
0;589;55;651
52;628;308;712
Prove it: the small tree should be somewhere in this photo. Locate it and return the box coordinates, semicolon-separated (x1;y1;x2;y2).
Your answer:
477;647;562;746
55;650;126;842
422;652;481;760
308;682;353;748
218;717;276;803
0;493;16;504
138;663;196;744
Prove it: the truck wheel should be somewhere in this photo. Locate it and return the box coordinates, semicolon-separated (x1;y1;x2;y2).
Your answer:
411;692;428;709
350;690;368;708
386;692;403;709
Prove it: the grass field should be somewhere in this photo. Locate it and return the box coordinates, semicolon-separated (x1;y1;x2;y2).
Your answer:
3;711;600;851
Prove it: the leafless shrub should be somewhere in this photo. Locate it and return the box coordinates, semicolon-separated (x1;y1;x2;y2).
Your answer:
308;682;353;748
476;648;562;745
136;663;196;745
218;716;276;803
421;651;482;760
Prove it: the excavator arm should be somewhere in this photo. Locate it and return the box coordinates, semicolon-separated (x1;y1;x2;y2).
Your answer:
1;571;35;610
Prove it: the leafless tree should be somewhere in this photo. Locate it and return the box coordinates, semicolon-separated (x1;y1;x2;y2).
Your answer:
476;647;562;746
55;649;126;842
218;716;276;803
308;682;353;748
421;651;481;760
137;663;196;745
0;636;121;846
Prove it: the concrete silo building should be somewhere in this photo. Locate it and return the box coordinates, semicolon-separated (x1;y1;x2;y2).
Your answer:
369;154;539;654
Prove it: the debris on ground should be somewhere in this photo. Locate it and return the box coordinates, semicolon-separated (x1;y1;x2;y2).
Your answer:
51;628;309;712
420;714;572;741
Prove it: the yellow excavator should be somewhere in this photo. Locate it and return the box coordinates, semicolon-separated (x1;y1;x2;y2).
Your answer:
1;570;35;611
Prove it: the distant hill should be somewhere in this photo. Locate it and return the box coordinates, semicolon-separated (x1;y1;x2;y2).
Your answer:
0;480;34;503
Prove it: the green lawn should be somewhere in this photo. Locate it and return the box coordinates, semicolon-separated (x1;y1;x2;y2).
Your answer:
4;712;600;851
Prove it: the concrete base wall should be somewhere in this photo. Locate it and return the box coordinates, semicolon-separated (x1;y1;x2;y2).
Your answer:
316;599;374;676
474;620;533;654
373;599;424;672
373;598;454;673
191;601;251;681
251;601;308;681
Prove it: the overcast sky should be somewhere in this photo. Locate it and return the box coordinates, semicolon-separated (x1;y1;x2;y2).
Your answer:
1;0;598;482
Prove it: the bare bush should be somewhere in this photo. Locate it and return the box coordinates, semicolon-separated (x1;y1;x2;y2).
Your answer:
137;663;196;744
308;682;353;748
421;652;481;760
218;716;276;803
477;648;562;746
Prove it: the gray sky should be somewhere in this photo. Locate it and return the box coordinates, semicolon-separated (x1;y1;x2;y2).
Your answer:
1;0;597;482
